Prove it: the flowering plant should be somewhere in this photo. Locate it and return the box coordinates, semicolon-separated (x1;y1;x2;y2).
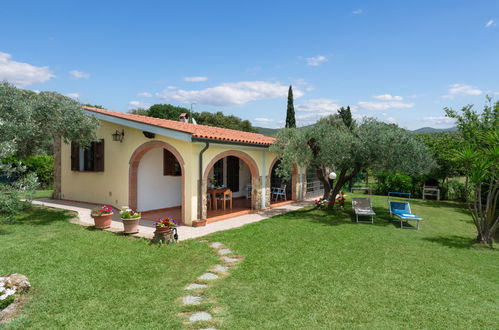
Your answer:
119;206;141;219
154;217;177;228
314;198;330;209
91;205;113;215
0;278;16;310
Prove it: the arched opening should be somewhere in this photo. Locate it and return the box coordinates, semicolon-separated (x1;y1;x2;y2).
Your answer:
203;150;259;222
129;141;185;224
269;158;297;204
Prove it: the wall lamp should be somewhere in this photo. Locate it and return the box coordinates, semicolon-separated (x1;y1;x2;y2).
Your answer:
112;129;125;142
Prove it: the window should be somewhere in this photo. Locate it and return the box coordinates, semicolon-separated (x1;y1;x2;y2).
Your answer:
163;149;181;176
71;140;104;172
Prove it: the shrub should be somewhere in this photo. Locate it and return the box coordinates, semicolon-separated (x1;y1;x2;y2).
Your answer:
374;173;413;195
447;180;471;202
23;155;54;188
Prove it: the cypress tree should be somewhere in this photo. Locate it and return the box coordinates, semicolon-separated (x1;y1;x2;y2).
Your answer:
285;85;296;128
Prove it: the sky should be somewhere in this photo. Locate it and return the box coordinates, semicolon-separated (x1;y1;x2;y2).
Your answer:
1;0;498;130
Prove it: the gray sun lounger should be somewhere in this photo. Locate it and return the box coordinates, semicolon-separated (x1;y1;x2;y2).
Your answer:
352;198;376;224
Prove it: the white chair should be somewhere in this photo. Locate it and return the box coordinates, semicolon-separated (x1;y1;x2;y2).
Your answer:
246;184;252;199
272;184;287;202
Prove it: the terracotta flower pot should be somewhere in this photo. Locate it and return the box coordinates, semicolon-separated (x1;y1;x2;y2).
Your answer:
122;217;141;234
155;226;170;233
91;213;113;229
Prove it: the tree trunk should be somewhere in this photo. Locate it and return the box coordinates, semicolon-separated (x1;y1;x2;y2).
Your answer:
52;136;62;199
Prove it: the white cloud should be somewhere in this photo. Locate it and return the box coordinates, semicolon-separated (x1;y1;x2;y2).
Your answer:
385;117;398;124
137;92;152;97
357;101;414;110
373;94;403;101
485;19;495;27
352;9;363;14
69;70;90;79
184;76;208;82
156;81;303;107
295;98;342;124
421;116;456;125
306;55;328;66
0;51;54;87
296;98;341;113
128;100;151;109
254;118;274;123
65;93;80;99
443;83;482;99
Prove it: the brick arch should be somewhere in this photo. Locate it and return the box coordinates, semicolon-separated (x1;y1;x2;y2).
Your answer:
129;140;185;223
201;150;260;219
203;150;259;181
268;156;298;201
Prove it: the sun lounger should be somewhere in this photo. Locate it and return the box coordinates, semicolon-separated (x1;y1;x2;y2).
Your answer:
389;201;423;229
352;198;375;224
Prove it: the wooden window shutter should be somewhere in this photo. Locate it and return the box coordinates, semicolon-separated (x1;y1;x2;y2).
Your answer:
71;142;80;171
93;139;105;172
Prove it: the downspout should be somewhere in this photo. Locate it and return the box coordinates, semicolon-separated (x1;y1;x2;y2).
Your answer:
198;142;210;220
261;151;266;209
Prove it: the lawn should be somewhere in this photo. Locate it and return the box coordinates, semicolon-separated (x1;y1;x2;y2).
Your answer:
1;196;498;329
204;194;499;329
0;207;217;329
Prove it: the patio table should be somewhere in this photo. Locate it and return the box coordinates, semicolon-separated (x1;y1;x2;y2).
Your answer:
207;188;231;210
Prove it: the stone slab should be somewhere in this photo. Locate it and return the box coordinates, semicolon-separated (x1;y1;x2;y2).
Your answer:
212;265;229;273
209;242;224;249
185;283;208;290
182;295;202;305
217;248;232;255
222;256;240;263
198;272;219;281
189;311;212;322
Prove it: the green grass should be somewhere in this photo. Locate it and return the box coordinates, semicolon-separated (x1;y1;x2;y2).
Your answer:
0;207;217;329
1;196;498;329
204;194;499;329
18;189;53;199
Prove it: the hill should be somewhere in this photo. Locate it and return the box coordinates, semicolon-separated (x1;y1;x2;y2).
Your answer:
255;125;458;136
411;127;457;134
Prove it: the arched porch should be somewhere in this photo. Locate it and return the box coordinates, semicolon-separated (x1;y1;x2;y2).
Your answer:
129;140;185;224
202;150;260;222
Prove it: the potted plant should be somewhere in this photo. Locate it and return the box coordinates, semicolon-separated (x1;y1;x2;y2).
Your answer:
120;207;141;234
154;217;177;233
91;205;114;229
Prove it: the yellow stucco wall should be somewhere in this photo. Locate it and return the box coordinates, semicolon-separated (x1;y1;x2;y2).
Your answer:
61;118;280;225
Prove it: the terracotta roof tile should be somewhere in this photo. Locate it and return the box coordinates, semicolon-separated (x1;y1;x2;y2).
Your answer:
83;106;276;146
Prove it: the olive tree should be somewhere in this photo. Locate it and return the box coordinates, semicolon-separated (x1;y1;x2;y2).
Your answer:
0;82;99;202
271;114;435;200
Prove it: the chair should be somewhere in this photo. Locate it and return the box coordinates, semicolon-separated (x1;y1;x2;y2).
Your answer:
389;201;423;229
216;189;232;210
246;184;252;199
206;192;211;210
352;198;375;224
271;184;287;202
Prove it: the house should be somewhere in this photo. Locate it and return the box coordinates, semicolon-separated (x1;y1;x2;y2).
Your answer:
55;106;307;226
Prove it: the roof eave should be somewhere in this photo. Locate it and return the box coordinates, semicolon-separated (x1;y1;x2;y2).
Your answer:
191;137;272;148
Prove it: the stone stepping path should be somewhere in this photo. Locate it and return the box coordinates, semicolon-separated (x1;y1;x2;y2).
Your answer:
179;240;243;327
198;272;219;281
189;311;212;322
182;295;202;305
212;264;229;273
185;283;207;290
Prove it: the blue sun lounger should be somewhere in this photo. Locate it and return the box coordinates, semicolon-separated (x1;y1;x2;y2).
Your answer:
389;201;423;229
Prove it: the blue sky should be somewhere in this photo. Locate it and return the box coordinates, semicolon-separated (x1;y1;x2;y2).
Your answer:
1;0;498;129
